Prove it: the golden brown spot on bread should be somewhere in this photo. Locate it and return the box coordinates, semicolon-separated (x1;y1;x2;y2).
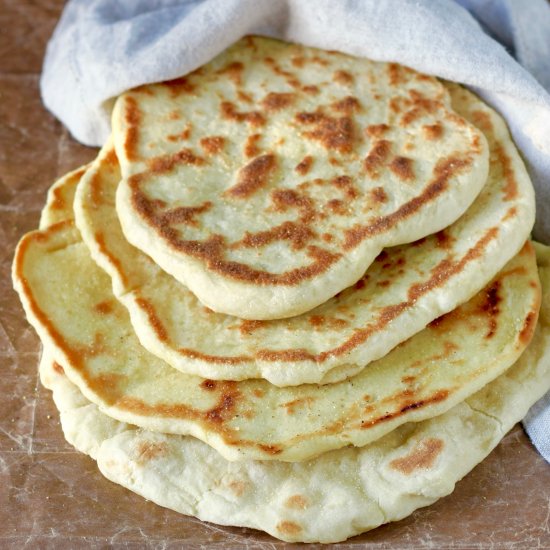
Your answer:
389;97;403;114
162;76;195;96
361;391;450;428
471;109;493;133
244;133;262;158
136;440;169;465
177;347;250;364
271;188;315;223
52;362;64;375
285;495;308;510
423;123;443;140
327;199;346;214
89;170;106;208
364;140;392;178
296;111;356;154
135;297;169;343
199;136;225;156
308;315;325;327
370;186;388;204
88;373;126;404
94;300;114;315
244;35;257;50
354;278;366;291
221;101;265;127
167;126;191;142
237;90;253;104
365;124;390;138
104;148;117;166
415;73;433;83
200;379;217;391
132;85;154;96
291;55;305;68
226;154;277;199
309;315;348;330
401;89;442;126
282;397;315;415
430;340;459;362
238;221;315;251
446;111;467;128
228;480;247;497
347;155;472;250
123;96;141;161
51;169;85;211
302;84;320;95
263;56;301;87
494;144;518;201
257;348;316;362
261;92;295;111
502;206;517;221
387;63;407;86
295;155;313;176
334;70;354;85
390;438;444;474
217;61;244;85
519;310;538;346
477;280;502;339
499;266;528;279
259;444;282;455
389;156;415;181
331;96;361;114
376;249;389;264
331;175;358;200
205;383;240;424
159;202;212;227
147;148;205;174
277;521;302;536
238;319;266;335
519;241;533;256
311;55;329;66
435;229;455;250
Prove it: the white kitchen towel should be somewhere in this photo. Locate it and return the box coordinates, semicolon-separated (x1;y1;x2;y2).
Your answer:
41;0;550;462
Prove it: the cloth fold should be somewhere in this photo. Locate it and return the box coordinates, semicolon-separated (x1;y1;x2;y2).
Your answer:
40;0;550;462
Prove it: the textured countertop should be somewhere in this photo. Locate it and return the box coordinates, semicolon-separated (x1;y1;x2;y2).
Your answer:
1;1;549;548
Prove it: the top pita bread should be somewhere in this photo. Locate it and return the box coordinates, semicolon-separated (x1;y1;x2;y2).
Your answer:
112;36;489;319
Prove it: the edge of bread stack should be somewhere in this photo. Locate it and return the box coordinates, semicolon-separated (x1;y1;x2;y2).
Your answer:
12;37;550;543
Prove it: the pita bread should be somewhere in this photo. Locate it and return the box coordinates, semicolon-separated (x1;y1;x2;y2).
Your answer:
37;242;550;542
39;164;88;229
74;84;535;386
112;36;490;319
12;213;540;461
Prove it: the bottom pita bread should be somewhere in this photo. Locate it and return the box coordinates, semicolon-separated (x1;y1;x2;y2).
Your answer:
38;243;550;543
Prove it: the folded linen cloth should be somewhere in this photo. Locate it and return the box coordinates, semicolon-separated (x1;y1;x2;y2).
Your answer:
40;0;550;462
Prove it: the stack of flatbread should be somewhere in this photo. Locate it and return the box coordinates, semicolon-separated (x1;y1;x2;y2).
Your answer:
12;37;550;543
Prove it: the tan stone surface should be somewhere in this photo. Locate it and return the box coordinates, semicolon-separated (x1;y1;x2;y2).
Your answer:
1;0;549;547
